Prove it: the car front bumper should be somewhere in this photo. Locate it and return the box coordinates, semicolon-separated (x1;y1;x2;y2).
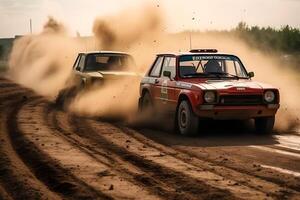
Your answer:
195;104;280;120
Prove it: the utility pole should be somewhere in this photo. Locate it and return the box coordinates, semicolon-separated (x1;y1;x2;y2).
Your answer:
30;19;32;34
189;31;192;50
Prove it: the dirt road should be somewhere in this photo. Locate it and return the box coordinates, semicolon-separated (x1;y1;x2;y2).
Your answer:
0;77;299;200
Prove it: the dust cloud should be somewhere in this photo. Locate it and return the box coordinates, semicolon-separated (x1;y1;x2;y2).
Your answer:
8;17;81;97
92;5;163;51
7;4;300;131
68;4;164;117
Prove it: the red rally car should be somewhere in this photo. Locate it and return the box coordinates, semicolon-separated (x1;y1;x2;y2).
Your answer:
139;49;280;136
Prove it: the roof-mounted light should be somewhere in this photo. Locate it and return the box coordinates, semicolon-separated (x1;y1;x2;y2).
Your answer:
189;49;218;53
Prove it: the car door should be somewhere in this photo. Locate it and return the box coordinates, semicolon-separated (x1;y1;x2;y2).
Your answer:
147;56;164;108
159;56;177;112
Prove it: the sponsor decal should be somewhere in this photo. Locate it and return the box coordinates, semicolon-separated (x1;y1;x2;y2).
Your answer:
141;77;156;84
192;56;232;61
176;82;193;89
160;80;168;99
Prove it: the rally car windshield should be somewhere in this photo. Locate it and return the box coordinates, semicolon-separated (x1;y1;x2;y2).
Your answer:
84;54;135;72
179;55;249;79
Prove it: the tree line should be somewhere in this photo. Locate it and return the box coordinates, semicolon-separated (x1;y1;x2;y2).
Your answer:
234;22;300;55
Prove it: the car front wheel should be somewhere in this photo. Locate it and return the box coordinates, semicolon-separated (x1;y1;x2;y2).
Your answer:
55;87;78;109
255;116;275;134
177;100;199;136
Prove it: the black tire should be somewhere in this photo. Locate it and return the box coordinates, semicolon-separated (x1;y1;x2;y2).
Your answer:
55;87;77;109
55;89;67;108
177;100;199;136
255;116;275;134
140;92;153;115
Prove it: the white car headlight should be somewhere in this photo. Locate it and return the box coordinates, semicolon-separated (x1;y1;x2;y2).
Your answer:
204;91;216;103
264;90;275;103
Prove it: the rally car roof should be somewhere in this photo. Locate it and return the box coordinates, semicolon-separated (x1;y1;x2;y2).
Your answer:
156;49;236;57
79;51;129;55
156;52;235;57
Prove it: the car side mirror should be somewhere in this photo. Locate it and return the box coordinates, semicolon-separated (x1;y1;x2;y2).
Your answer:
163;71;172;79
248;72;254;78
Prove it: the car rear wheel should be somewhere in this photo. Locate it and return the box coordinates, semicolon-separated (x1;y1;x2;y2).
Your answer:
139;92;154;116
255;116;275;134
177;100;199;136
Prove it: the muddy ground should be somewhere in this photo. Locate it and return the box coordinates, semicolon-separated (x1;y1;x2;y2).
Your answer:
0;76;300;200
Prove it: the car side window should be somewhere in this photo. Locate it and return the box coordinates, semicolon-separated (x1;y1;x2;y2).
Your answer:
149;56;163;77
73;55;81;70
161;57;176;78
78;54;86;72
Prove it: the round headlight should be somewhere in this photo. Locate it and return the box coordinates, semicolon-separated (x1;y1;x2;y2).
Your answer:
264;90;275;103
204;91;216;103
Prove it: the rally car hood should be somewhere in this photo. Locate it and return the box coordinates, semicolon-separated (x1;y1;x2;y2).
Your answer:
85;71;142;78
191;79;275;90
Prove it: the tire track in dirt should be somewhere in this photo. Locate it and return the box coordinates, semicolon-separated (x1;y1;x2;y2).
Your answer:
114;125;300;199
1;77;299;199
0;87;26;96
0;77;232;199
37;104;164;200
0;77;20;87
134;128;300;192
46;107;200;200
49;110;171;200
0;87;28;98
176;146;300;192
0;90;61;200
0;184;12;200
69;116;246;200
0;76;115;199
11;97;115;200
0;82;20;88
87;120;296;200
269;145;300;155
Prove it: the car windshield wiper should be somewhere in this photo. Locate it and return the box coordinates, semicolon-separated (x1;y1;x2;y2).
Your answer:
206;72;240;79
183;73;209;78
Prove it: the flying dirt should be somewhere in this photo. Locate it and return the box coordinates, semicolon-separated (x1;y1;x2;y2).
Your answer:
1;3;300;200
7;4;300;130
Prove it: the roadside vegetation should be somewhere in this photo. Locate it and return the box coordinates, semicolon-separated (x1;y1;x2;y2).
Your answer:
234;22;300;70
235;22;300;53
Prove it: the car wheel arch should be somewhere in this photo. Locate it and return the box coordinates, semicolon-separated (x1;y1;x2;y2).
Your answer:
139;88;152;109
177;93;189;104
177;93;195;111
142;88;150;97
175;94;199;135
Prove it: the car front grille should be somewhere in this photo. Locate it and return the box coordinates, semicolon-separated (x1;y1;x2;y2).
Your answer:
218;95;263;106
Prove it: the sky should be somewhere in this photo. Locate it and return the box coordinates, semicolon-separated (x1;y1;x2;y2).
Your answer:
0;0;299;38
